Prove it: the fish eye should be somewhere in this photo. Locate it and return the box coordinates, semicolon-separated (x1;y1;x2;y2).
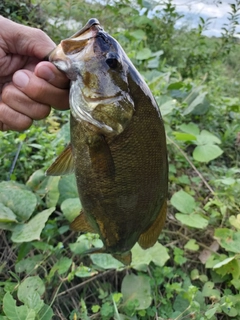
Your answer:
106;52;120;69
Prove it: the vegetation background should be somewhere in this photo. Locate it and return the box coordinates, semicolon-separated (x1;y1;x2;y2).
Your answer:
0;0;240;319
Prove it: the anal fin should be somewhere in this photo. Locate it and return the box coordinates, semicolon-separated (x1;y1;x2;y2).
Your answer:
46;144;74;176
138;200;167;249
70;210;96;233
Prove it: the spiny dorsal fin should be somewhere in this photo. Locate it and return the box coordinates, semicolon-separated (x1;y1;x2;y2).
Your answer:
70;210;96;233
46;144;74;176
138;200;167;249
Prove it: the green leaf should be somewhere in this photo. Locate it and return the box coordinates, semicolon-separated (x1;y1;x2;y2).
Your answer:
18;276;45;306
45;176;60;208
179;123;200;136
3;292;36;320
129;29;146;40
0;203;17;223
213;256;236;269
0;181;37;221
121;274;152;310
196;130;221;145
90;253;123;269
173;132;196;142
158;99;176;116
214;258;240;279
11;207;55;242
214;228;240;253
136;48;152;60
74;265;98;278
176;213;208;229
202;282;220;299
38;304;54;320
229;214;240;230
184;239;200;251
48;257;72;280
131;242;169;271
193;145;223;162
183;92;209;115
170;190;196;214
58;174;78;204
61;198;81;222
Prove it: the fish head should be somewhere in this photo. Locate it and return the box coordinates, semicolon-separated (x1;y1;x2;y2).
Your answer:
49;18;134;135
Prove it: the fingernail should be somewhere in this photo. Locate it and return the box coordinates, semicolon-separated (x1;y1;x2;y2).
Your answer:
36;65;55;81
13;71;29;88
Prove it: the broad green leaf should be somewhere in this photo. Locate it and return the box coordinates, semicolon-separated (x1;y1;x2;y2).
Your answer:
214;228;240;253
38;304;54;320
179;123;200;136
61;197;81;222
0;203;17;223
130;29;146;40
183;92;208;115
136;48;152;60
90;253;123;269
0;181;37;221
184;239;199;251
58;174;78;204
132;242;169;271
48;257;72;280
3;292;36;320
18;276;45;306
176;213;208;229
196;130;221;145
229;214;240;229
121;274;152;310
193;145;223;162
218;177;235;185
15;255;44;274
202;282;220;299
205;304;220;319
170;190;196;214
26;169;46;190
213;256;236;269
158;99;176;116
74;265;98;278
11;207;55;242
215;258;240;279
45;176;60;208
173;132;196;141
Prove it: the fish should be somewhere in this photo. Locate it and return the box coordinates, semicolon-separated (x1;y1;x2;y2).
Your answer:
46;18;168;265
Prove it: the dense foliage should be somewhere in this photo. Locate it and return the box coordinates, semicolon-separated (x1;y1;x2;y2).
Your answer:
0;0;240;319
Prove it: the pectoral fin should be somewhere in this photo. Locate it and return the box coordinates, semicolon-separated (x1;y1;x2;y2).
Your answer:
138;200;167;249
89;135;115;179
70;210;96;233
46;144;74;176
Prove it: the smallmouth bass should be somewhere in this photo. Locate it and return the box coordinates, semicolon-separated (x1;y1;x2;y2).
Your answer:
46;18;168;265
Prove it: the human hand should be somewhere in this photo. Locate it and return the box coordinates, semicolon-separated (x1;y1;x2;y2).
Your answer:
0;16;70;131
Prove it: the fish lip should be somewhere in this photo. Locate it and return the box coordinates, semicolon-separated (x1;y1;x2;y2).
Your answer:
70;18;102;39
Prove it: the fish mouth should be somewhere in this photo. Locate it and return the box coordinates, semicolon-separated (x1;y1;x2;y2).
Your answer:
49;18;103;61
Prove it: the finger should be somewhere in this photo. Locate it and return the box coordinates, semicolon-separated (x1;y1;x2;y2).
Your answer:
12;70;69;110
0;16;55;59
0;102;33;132
2;83;51;121
34;62;69;89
